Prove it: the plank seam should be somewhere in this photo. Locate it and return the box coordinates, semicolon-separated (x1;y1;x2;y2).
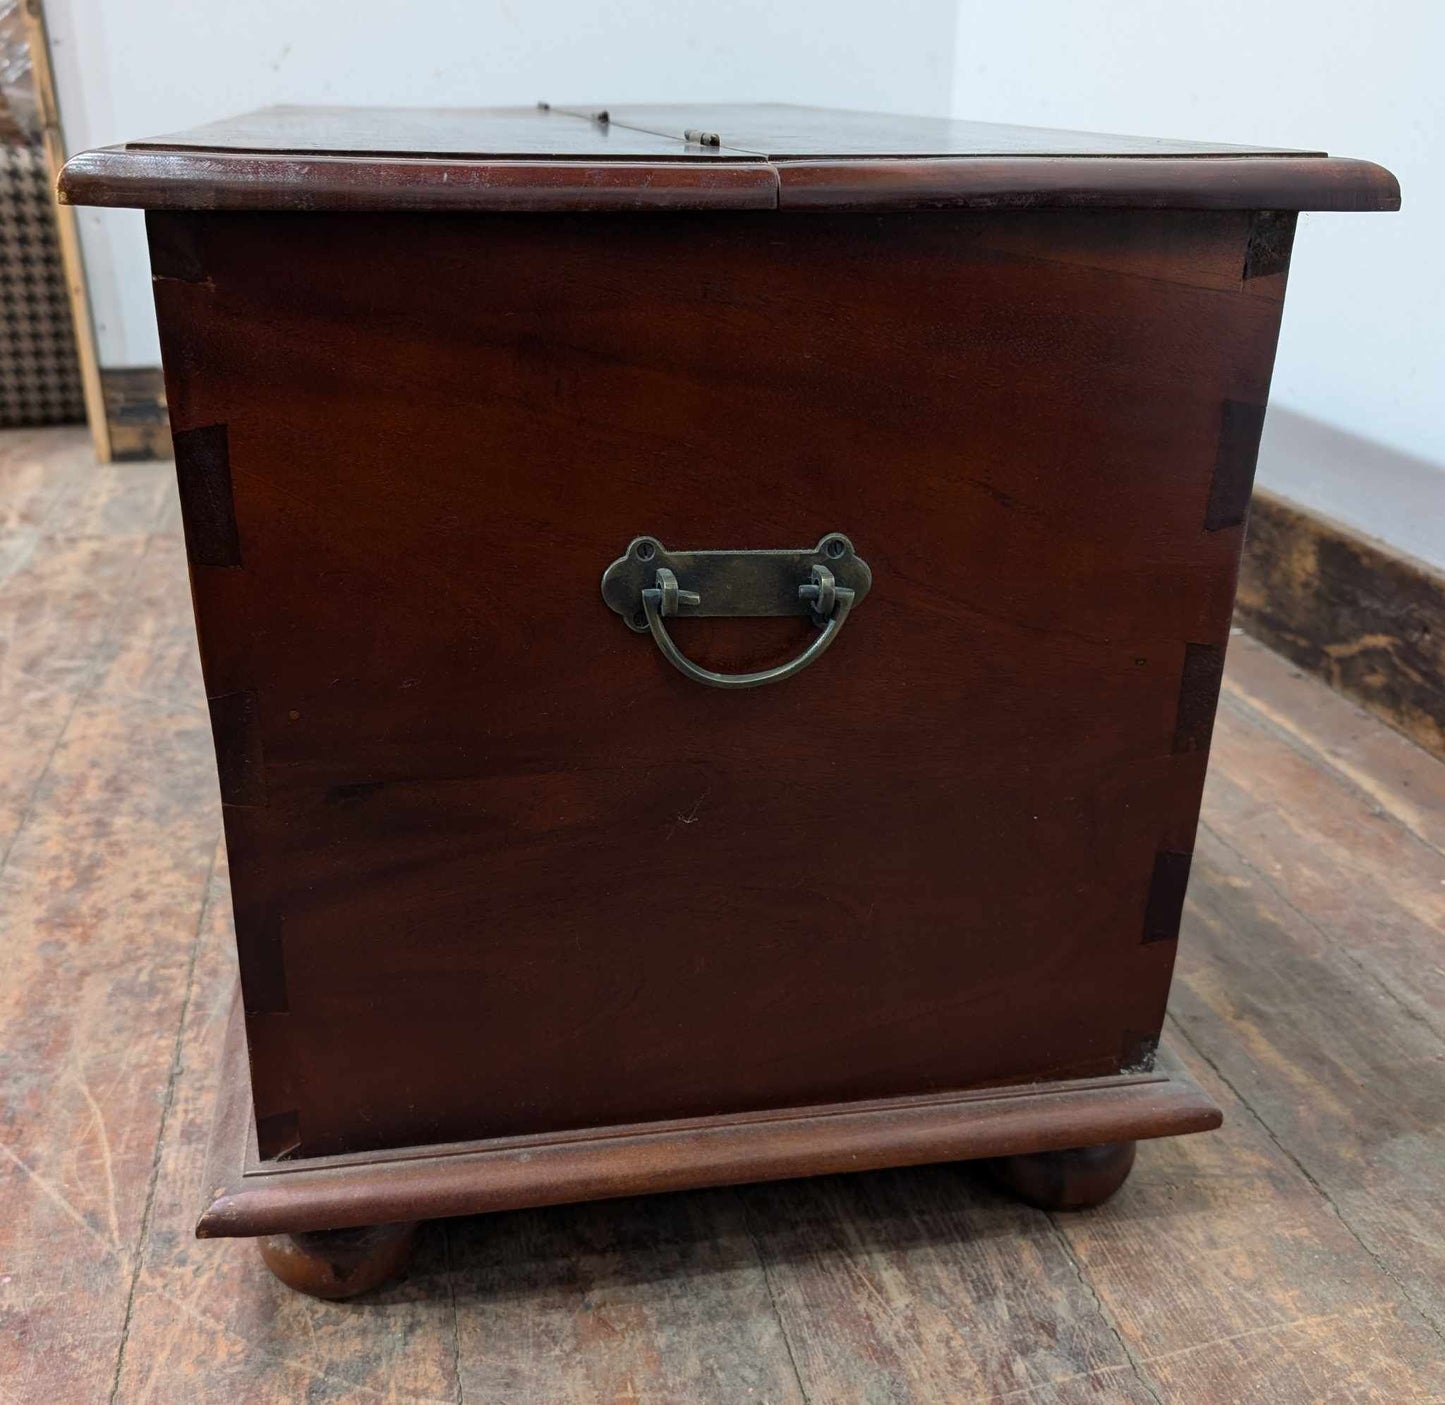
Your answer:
737;1191;814;1405
1047;1219;1168;1405
106;836;221;1405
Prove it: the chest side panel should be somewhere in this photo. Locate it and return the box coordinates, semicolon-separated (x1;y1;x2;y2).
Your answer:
150;207;1287;1158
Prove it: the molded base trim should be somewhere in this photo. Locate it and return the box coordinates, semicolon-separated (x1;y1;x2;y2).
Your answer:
198;989;1220;1238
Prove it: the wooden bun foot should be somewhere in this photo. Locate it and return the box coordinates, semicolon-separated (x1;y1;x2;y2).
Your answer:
989;1140;1136;1211
257;1221;418;1299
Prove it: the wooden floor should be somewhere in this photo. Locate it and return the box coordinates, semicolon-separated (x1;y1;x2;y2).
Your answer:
2;424;1442;1404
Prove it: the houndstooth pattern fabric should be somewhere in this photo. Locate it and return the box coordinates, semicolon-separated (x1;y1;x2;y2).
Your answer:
1;141;84;427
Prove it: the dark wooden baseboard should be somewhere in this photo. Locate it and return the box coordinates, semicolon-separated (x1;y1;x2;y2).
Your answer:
100;365;171;461
1237;489;1445;760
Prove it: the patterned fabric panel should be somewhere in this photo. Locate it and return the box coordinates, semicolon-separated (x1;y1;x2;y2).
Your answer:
1;141;84;427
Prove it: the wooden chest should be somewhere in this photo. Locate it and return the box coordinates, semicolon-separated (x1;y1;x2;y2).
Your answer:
61;104;1397;1297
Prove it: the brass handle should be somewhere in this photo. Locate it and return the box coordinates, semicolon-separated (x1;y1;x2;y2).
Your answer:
642;565;855;690
600;534;872;690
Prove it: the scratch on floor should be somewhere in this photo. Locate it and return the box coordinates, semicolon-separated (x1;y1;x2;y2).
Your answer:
0;1138;122;1258
960;1359;1136;1404
73;1068;123;1252
1134;1302;1393;1367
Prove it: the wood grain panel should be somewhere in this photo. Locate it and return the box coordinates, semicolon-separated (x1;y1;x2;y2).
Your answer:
146;207;1287;1158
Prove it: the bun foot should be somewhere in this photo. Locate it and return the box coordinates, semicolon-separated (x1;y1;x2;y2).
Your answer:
257;1221;418;1299
989;1140;1136;1211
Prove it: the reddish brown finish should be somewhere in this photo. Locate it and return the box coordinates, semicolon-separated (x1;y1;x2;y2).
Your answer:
257;1222;417;1299
988;1139;1138;1210
56;103;1400;213
147;203;1285;1163
58;149;782;213
199;988;1219;1238
776;156;1400;213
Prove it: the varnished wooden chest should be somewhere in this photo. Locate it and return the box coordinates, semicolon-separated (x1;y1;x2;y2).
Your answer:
61;104;1397;1297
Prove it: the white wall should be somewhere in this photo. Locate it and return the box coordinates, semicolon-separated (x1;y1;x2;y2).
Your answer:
43;0;958;366
951;0;1445;550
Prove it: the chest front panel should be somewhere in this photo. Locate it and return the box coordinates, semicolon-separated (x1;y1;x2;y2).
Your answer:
150;207;1285;1158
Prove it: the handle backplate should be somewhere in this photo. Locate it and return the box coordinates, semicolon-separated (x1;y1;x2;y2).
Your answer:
601;533;872;633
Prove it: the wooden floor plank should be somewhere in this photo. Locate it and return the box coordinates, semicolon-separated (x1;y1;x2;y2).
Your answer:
90;534;209;715
38;462;175;544
0;533;148;704
1223;632;1445;858
0;436;218;1404
0;686;219;1401
448;1189;807;1404
734;1163;1162;1404
0;428;93;533
0;662;83;863
1203;699;1445;1036
1171;828;1445;1345
0;446;177;862
1054;1026;1445;1403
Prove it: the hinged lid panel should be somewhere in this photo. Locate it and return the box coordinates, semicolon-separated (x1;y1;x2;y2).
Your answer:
58;103;1400;215
129;104;762;160
577;104;1311;159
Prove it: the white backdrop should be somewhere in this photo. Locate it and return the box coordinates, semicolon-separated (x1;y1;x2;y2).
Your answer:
43;0;1442;551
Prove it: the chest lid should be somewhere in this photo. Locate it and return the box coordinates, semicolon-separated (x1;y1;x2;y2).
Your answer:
58;102;1398;214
